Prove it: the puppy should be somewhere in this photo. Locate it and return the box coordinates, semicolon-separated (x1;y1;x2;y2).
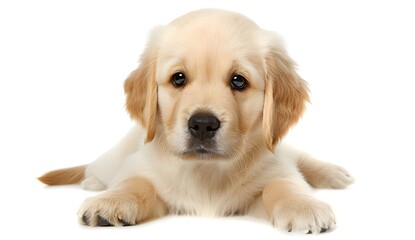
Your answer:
39;9;353;234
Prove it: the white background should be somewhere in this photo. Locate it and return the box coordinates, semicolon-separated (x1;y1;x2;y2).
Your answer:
1;0;414;239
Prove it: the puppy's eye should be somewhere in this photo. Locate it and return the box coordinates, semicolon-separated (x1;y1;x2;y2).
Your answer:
172;72;186;87
230;74;247;90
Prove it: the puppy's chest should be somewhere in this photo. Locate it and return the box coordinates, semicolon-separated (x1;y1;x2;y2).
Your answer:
152;163;260;216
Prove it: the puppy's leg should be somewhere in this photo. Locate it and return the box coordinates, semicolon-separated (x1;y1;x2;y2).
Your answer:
79;177;167;226
82;125;145;190
297;153;354;189
262;179;335;234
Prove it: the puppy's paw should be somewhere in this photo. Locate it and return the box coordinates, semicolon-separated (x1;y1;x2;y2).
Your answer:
314;164;354;189
78;192;142;227
271;197;336;234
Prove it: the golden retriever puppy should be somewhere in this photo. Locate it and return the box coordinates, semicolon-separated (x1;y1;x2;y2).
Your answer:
38;9;353;234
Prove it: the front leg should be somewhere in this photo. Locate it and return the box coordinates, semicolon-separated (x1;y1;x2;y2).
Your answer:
262;179;335;234
79;177;167;226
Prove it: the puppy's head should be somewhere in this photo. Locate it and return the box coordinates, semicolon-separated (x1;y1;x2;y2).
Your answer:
124;9;308;160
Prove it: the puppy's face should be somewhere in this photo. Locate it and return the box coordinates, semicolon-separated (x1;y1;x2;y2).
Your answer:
155;15;266;160
124;10;309;160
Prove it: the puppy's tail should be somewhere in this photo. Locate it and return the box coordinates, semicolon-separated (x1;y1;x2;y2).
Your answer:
38;165;86;186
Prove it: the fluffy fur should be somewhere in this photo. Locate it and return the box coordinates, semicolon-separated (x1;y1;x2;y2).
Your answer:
39;9;353;234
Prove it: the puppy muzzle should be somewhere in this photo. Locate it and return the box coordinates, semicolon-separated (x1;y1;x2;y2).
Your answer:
185;112;221;156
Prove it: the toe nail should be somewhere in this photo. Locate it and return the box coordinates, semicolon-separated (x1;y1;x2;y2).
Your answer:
82;214;90;225
307;230;312;234
119;218;131;226
117;214;131;226
320;228;328;233
97;216;113;227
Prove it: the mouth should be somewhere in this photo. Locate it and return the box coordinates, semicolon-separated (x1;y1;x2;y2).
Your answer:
187;144;215;154
181;142;226;160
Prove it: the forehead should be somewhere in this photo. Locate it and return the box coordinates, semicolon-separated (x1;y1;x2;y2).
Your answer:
156;14;266;88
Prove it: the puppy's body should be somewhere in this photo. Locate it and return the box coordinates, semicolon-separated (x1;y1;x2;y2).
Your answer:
83;125;305;217
39;9;353;233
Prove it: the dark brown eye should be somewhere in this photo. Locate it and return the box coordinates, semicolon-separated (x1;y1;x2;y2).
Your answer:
172;72;186;87
230;74;247;90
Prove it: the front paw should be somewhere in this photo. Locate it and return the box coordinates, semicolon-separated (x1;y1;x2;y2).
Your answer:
271;197;336;234
78;192;141;227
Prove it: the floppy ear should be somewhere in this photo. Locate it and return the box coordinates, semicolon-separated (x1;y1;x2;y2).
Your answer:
124;47;158;143
263;39;309;152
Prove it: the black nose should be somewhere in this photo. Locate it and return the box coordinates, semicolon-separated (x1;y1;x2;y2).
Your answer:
188;113;220;140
